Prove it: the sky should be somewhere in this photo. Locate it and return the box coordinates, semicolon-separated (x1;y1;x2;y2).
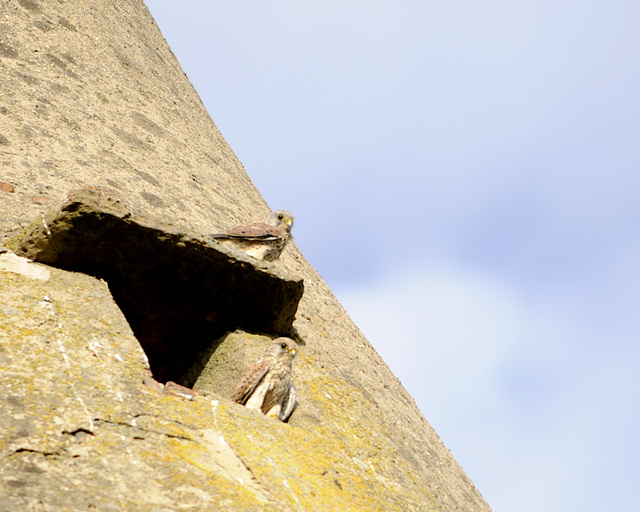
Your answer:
144;2;640;511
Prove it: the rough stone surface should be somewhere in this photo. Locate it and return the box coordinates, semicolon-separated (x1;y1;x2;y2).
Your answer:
0;1;492;511
0;0;260;246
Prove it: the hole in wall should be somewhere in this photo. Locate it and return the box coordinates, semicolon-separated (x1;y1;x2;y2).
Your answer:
13;188;304;385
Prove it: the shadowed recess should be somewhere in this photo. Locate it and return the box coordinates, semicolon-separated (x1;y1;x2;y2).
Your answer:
10;188;304;384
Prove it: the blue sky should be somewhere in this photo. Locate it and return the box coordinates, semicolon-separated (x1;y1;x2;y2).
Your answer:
144;2;639;510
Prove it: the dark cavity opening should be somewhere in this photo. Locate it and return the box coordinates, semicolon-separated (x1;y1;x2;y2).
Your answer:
13;188;304;385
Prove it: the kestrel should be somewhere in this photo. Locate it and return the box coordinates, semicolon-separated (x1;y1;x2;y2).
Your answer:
209;210;294;261
231;337;298;422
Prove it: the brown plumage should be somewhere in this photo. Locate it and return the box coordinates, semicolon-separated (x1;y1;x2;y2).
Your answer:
231;338;298;421
209;210;294;261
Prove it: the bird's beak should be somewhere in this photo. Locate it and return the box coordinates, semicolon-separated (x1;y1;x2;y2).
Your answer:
286;219;292;227
289;348;297;357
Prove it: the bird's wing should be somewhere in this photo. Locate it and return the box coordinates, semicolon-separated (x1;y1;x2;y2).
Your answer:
211;223;281;240
279;383;297;422
231;359;272;405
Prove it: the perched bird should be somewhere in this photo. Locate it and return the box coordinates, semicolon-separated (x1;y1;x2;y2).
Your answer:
231;337;298;422
209;210;294;261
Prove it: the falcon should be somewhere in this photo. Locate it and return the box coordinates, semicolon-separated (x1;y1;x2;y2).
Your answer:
231;338;298;422
209;210;294;261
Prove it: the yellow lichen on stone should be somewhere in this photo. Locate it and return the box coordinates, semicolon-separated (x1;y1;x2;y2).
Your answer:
215;393;436;512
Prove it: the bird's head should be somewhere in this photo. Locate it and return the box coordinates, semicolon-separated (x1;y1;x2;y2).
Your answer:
268;337;297;359
265;210;294;234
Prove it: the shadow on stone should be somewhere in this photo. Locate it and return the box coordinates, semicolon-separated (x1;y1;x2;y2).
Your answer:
11;188;304;384
183;330;273;397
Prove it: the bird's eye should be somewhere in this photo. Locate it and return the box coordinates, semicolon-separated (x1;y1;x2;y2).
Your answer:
277;213;284;220
280;342;287;349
